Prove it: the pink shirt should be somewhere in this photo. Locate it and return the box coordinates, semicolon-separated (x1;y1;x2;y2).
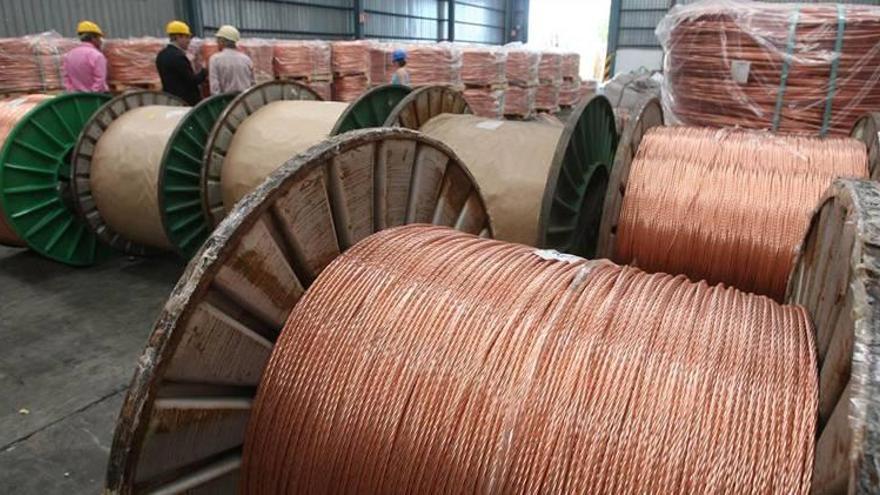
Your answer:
62;43;108;92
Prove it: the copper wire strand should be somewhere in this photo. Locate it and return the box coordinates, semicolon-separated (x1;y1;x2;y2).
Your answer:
664;3;880;135
614;126;867;300
242;225;817;494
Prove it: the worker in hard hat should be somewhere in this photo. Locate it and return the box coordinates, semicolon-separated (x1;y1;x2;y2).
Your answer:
155;20;206;105
62;21;108;92
390;49;411;86
208;25;254;94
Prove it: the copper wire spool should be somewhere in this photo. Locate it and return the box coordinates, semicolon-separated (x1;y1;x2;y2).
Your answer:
660;3;880;135
607;126;868;300
242;224;817;494
0;95;52;246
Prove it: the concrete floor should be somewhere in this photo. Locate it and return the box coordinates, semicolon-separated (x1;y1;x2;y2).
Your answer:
0;246;184;494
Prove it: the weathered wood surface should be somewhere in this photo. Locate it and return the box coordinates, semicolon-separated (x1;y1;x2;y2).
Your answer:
787;179;880;495
105;128;492;494
851;114;880;181
383;85;471;129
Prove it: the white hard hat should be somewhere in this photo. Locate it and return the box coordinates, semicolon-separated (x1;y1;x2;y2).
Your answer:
216;25;240;43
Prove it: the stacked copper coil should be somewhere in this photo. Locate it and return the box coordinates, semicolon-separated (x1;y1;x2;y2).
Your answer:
559;52;582;107
331;40;372;76
659;2;880;135
538;51;562;83
460;46;506;86
535;83;560;112
0;95;52;246
198;39;274;85
613;126;868;300
0;33;76;94
560;52;580;80
369;43;462;86
332;74;369;102
462;87;504;118
503;85;536;118
272;40;331;81
104;37;165;87
504;46;539;86
536;51;562;113
242;225;817;494
308;81;332;101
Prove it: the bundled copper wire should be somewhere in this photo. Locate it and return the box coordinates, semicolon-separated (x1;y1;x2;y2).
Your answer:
614;126;868;300
104;37;166;86
503;85;535;117
560;52;580;80
461;46;507;86
463;87;504;118
504;46;539;86
308;81;332;101
0;32;76;94
331;40;372;76
659;2;880;136
198;39;274;84
535;82;560;112
332;74;369;102
538;51;562;83
273;40;331;81
369;43;462;86
0;94;52;246
242;224;817;494
559;78;581;107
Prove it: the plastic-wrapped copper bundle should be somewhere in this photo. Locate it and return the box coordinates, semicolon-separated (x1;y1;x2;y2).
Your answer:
332;74;369;102
331;40;372;76
658;1;880;136
538;51;562;83
503;85;536;117
535;82;560;112
504;45;539;86
104;37;165;87
559;78;581;107
272;40;331;81
369;43;462;86
198;39;274;84
463;87;505;118
242;224;817;494
0;32;76;94
561;52;580;80
614;126;868;300
461;46;507;86
0;94;52;246
307;81;332;101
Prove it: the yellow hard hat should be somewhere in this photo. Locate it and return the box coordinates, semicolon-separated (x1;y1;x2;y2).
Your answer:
76;20;104;37
166;20;192;36
215;25;240;43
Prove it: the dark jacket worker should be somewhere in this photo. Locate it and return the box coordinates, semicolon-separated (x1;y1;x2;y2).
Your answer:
155;20;206;105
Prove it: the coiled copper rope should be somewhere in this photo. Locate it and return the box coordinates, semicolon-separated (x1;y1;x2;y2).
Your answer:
242;225;817;494
0;94;52;246
661;3;880;135
614;126;867;300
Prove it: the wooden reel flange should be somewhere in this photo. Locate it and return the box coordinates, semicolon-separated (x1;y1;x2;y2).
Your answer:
851;113;880;181
787;178;880;494
105;128;493;494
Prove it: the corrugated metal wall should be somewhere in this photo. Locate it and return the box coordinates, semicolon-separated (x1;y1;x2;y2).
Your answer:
0;0;520;43
0;0;185;37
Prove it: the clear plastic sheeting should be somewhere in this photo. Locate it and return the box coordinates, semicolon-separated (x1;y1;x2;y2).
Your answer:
463;87;505;119
331;40;372;76
332;74;369;102
369;43;462;87
503;44;539;87
0;31;76;94
536;83;560;112
538;50;562;84
503;85;536;118
658;0;880;136
601;69;662;132
273;40;331;81
104;37;165;87
561;52;580;81
461;45;507;87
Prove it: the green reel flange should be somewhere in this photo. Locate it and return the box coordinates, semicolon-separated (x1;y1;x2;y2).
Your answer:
537;95;619;258
331;84;411;135
0;93;112;266
159;93;237;258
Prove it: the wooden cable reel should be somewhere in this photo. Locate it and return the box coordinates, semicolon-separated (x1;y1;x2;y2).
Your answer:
384;85;619;257
201;81;411;228
787;178;880;494
105;128;492;494
851;113;880;180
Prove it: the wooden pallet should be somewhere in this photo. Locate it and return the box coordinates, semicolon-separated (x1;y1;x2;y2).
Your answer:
787;178;880;494
109;81;162;94
104;128;492;494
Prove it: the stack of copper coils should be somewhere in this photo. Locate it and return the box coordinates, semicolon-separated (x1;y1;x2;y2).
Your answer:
559;52;581;107
272;40;332;98
104;37;166;89
242;225;818;494
503;46;539;117
659;2;880;135
536;51;561;112
461;46;507;118
610;126;868;300
0;33;75;94
198;39;274;85
368;43;462;87
331;40;372;101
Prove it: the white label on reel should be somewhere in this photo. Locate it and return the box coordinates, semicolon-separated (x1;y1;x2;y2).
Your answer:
730;60;751;84
476;120;504;130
